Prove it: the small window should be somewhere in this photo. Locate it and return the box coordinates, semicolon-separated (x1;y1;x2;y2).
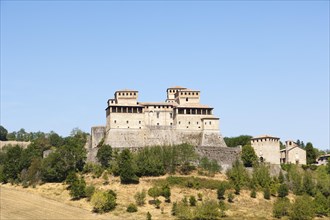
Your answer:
197;122;199;124
130;93;132;95
170;123;173;125
114;120;117;123
188;122;190;125
134;92;136;95
179;121;181;124
139;127;141;129
139;121;141;124
185;92;187;95
186;98;188;102
157;123;159;126
127;120;129;124
205;122;207;125
157;112;160;118
170;113;173;118
209;121;211;125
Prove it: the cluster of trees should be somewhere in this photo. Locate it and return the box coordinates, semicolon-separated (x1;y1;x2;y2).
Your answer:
225;158;330;218
0;127;88;185
94;143;206;184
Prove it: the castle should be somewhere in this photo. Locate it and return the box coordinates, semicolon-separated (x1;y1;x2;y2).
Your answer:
86;86;240;169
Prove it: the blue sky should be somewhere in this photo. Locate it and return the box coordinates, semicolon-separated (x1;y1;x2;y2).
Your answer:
1;1;329;150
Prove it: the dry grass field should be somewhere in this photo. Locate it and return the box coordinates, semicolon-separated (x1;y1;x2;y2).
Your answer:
0;173;290;220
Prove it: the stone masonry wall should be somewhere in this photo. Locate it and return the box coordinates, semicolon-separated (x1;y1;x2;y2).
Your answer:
196;146;241;171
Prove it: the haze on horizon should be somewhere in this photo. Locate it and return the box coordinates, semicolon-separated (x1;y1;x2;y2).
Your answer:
1;1;329;150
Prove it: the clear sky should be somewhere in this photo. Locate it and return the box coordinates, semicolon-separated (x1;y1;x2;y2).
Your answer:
1;1;329;150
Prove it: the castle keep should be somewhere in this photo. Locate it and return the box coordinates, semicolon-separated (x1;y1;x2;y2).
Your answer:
87;86;240;169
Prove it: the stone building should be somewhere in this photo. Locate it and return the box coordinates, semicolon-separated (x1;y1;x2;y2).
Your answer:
251;135;281;165
87;86;240;170
280;140;306;165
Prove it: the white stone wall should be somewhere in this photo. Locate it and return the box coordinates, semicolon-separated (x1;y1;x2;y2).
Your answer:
251;138;281;164
287;147;306;165
108;113;145;129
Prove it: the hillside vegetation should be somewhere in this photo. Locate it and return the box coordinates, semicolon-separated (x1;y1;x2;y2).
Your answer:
0;128;329;219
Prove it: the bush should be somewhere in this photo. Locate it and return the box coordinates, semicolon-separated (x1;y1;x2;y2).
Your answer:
161;185;171;202
302;172;315;196
250;188;256;198
313;191;329;217
194;199;222;219
278;183;289;198
253;163;271;188
126;203;138;213
217;182;227;200
241;144;257;167
226;159;249;188
197;192;203;201
155;199;161;209
85;185;95;201
263;187;270;200
69;177;86;200
228;192;234;203
219;200;227;217
289;195;315;220
189;195;197;206
171;202;177;216
234;184;240;195
102;171;109;185
148;187;161;201
273;197;290;218
146;211;152;220
91;190;117;213
119;149;139;184
96;144;112;168
134;189;146;206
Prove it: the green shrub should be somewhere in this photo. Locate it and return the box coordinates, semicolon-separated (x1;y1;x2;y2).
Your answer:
197;192;203;201
148;187;161;201
85;185;95;201
119;149;139;184
171;202;177;216
278;170;285;183
241;144;258;167
234;184;240;195
263;187;270;200
69;177;86;200
302;172;315;196
65;171;78;188
161;185;171;202
228;192;234;203
155;199;161;209
250;188;256;198
146;211;152;220
96;144;112;168
194;199;222;219
277;183;289;198
126;203;137;213
273;197;290;218
313;191;330;217
289;195;315;220
189;195;197;206
226;159;249;188
91;190;117;213
219;200;227;217
217;182;227;200
134;189;146;206
253;163;271;188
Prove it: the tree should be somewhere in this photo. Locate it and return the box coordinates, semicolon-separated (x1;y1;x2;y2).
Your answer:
313;191;329;217
161;185;171;202
148;187;161;201
302;171;315;196
126;203;138;213
119;149;139;184
277;183;289;198
69;176;86;200
2;145;23;181
0;125;8;141
226;159;249;188
91;190;117;213
96;144;112;168
217;182;227;200
305;142;316;165
241;144;258;167
273;197;290;218
289;195;315;220
224;135;252;148
189;196;197;206
134;189;146;206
